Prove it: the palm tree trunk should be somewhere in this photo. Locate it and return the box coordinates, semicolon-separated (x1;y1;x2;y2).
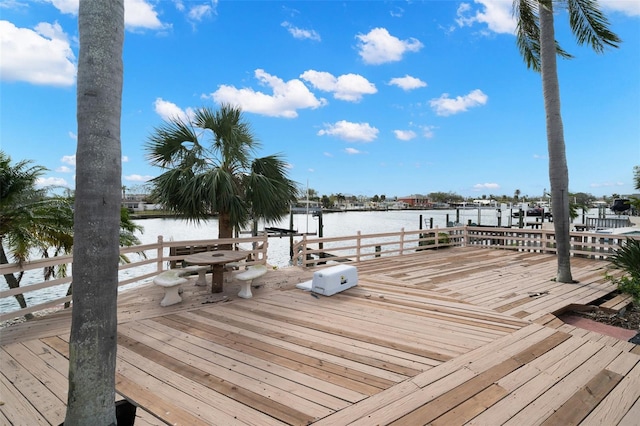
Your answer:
65;0;124;423
218;211;234;250
539;0;573;283
0;243;33;318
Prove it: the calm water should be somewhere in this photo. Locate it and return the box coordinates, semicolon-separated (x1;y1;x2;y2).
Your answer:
0;207;617;313
135;207;525;268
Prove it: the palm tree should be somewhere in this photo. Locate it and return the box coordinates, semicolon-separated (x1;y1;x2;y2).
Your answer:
630;165;640;212
513;0;620;283
65;0;124;423
146;104;298;245
1;152;144;316
0;152;74;315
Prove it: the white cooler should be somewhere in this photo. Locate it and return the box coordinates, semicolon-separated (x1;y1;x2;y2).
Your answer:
296;264;358;296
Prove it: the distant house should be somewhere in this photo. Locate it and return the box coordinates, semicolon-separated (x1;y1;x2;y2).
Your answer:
121;194;162;212
397;195;431;208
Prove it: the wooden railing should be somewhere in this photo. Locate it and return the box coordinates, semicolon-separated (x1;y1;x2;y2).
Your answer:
585;217;632;229
292;227;465;266
291;226;640;267
3;226;639;321
465;226;639;259
0;234;267;322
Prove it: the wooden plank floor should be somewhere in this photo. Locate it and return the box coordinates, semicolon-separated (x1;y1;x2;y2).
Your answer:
1;247;638;425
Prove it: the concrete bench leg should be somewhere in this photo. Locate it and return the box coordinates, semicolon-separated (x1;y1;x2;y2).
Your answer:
160;285;182;307
235;265;268;299
194;269;207;286
238;281;253;299
180;265;209;286
154;271;188;307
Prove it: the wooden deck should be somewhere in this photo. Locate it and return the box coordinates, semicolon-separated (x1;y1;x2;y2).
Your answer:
1;247;639;425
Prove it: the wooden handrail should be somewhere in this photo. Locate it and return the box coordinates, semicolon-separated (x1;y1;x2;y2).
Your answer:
2;227;638;321
1;234;268;322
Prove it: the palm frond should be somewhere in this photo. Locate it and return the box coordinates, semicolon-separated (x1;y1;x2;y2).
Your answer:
514;0;542;70
246;155;299;223
609;238;640;279
566;0;622;52
513;0;574;72
145;118;202;168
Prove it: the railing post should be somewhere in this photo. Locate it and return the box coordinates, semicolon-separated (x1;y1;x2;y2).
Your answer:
301;234;308;267
434;226;439;249
356;231;362;262
463;225;468;247
400;228;405;255
262;233;268;263
157;235;164;272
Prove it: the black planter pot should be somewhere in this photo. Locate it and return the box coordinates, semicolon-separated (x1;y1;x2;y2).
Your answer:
59;400;137;426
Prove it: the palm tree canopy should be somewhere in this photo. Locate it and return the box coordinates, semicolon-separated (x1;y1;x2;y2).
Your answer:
512;0;620;283
514;0;621;71
0;151;74;263
146;104;298;237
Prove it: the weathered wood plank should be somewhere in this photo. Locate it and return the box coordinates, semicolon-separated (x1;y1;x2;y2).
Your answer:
540;368;623;425
118;321;335;420
429;383;508;426
580;356;640;425
157;313;390;396
191;306;424;377
131;317;361;408
502;344;624;425
387;359;521;425
1;247;633;425
469;339;607;425
118;333;315;425
0;346;66;424
0;373;52;426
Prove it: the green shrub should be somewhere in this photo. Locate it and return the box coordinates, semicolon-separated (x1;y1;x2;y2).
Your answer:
418;232;450;250
608;238;640;303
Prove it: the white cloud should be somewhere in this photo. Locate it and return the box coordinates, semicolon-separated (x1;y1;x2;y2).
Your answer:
122;155;129;163
389;75;427;91
47;0;168;30
356;27;423;65
390;6;404;18
0;20;76;86
300;70;377;102
188;3;215;21
394;130;417;141
68;131;77;140
429;89;488;116
153;98;195;122
174;0;185;12
323;152;333;157
600;0;640;16
125;0;166;29
37;177;69;187
421;125;436;139
47;0;78;14
474;182;500;190
210;69;327;118
590;181;625;188
456;0;516;34
318;120;379;142
56;166;73;173
345;147;362;155
61;155;76;166
281;21;321;41
125;174;154;182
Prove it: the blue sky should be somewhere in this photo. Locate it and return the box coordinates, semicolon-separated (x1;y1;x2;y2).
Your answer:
1;0;639;200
